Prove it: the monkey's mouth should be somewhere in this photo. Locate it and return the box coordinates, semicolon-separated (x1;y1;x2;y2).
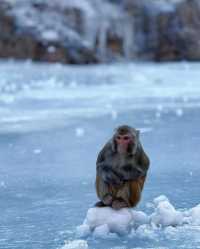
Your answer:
117;144;128;153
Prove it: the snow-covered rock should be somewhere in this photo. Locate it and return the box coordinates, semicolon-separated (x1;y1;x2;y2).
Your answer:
2;0;200;63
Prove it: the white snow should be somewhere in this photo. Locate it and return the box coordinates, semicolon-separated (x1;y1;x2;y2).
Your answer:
183;204;200;225
76;225;91;238
47;46;56;53
150;199;183;227
147;0;183;14
41;30;59;42
80;207;133;236
175;108;183;117
93;224;110;238
33;149;42;154
61;240;88;249
76;195;200;239
75;127;85;137
0;181;6;188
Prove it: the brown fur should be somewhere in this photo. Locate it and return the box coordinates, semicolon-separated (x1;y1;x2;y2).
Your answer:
95;125;150;209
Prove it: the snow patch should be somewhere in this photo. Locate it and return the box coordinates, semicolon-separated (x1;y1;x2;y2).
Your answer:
61;240;88;249
41;30;59;42
93;224;110;238
75;127;85;137
33;149;42;154
77;195;200;238
175;108;183;117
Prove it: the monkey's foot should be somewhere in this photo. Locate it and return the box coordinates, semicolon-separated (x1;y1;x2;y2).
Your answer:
94;201;107;207
112;198;128;210
102;194;113;206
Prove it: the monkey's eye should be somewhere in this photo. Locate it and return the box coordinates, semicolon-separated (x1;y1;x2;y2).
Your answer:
123;136;130;140
116;136;122;140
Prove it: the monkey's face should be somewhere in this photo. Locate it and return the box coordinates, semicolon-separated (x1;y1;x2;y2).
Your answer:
113;125;139;155
115;134;133;154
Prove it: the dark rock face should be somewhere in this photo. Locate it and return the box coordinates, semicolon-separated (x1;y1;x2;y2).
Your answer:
0;1;98;63
148;0;200;61
0;0;200;63
125;0;200;61
0;0;136;63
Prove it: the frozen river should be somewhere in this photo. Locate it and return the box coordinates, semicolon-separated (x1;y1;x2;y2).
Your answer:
0;61;200;249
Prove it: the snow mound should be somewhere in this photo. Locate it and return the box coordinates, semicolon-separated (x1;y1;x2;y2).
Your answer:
76;195;200;238
151;196;183;226
79;207;133;236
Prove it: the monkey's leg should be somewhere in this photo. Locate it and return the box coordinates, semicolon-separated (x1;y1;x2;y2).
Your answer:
113;176;146;209
129;176;146;207
95;175;113;206
112;182;130;209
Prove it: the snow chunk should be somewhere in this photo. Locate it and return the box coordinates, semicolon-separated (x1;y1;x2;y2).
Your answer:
189;204;200;225
83;207;133;235
76;224;91;238
75;127;85;137
132;210;150;227
184;204;200;225
135;224;158;240
61;240;88;249
153;195;169;205
93;224;110;238
151;196;183;227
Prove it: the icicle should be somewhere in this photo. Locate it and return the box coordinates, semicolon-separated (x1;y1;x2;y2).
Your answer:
97;20;108;61
122;15;135;60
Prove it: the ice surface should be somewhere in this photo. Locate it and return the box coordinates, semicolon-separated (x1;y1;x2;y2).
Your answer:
1;61;200;249
77;195;200;239
1;62;200;134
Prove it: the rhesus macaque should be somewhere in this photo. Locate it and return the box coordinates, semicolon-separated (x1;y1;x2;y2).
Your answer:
95;125;150;210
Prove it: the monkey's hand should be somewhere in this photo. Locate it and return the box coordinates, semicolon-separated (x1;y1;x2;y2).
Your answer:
121;164;145;181
100;165;124;186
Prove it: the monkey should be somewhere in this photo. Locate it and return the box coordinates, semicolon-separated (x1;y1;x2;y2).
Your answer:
95;125;150;210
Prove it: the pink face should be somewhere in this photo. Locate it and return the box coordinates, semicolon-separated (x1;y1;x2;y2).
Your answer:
116;134;133;151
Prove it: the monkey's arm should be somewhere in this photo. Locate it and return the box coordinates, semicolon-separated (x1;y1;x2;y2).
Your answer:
121;145;150;181
120;164;145;181
138;145;150;173
96;147;123;186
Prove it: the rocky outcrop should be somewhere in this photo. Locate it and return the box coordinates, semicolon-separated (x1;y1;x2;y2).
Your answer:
0;0;200;63
0;0;99;63
125;0;200;61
